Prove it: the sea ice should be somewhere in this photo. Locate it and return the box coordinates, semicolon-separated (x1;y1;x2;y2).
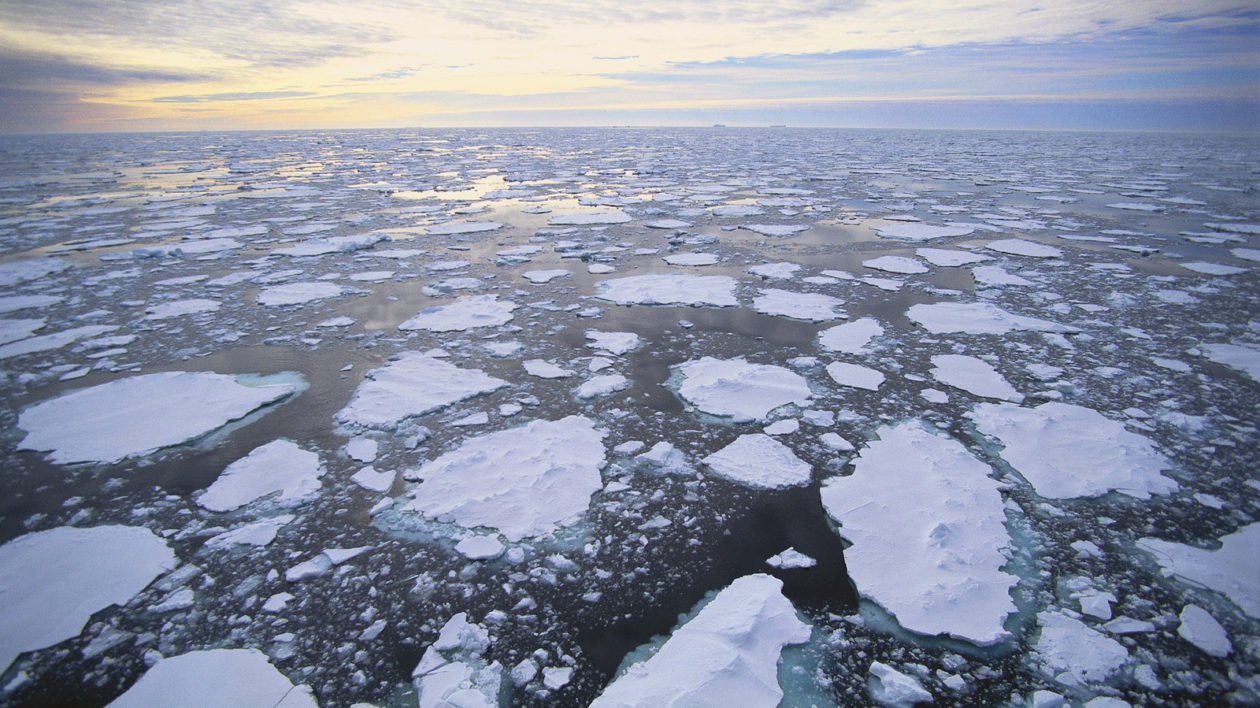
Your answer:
1177;605;1231;657
825;362;885;391
522;269;570;283
336;352;508;429
674;357;812;422
752;288;846;321
908;302;1074;335
577;374;629;399
401;416;607;541
145;298;220;320
1136;523;1260;618
257;282;344;306
868;662;934;707
455;535;505;561
586;330;641;355
748;262;801;279
930;355;1024;401
0;324;118;359
644;219;691;229
875;222;974;241
1033;611;1128;687
547;211;632;225
424;221;504;235
595;273;738;307
766;548;817;569
196;440;324;512
817;318;883;354
203;515;295;549
19;372;295;464
1181;261;1248;275
589;574;809;707
820;421;1017;645
0;258;72;287
399;295;517;332
273;233;385;255
107;648;317;707
969;402;1176;499
351;465;395;493
916;248;991;267
523;359;574;378
0;294;62;313
741;223;811;237
863;255;929;274
986;239;1063;258
0;318;45;345
701;434;811;489
973;265;1034;287
664;252;719;266
1200;343;1260;382
0;525;176;673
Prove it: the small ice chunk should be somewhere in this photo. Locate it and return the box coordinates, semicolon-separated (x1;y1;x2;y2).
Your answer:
595;273;738;307
257;282;344;306
1181;261;1247;275
1177;604;1231;657
585;330;641;355
675;357;811;422
664;252;719;266
817;318;883;354
144;298;220;320
863;255;929;274
763;419;799;435
197;440;323;512
748;262;801;279
522;269;570;284
18;372;294;465
590;574;809;707
752;288;846;321
261;593;294;612
345;436;378;463
548;210;631;225
973;265;1033;287
1034;611;1128;687
875;222;974;241
825;362;885;391
916;248;991;267
868;662;933;707
702;434;811;489
819;432;854;451
577;374;629;399
455;535;505;561
542;667;573;690
523;359;574;378
351;465;395;493
766;547;817;569
399;295;516;332
336;352;507;429
1137;523;1260;618
635;442;693;475
930;354;1023;401
644;218;691;229
451;412;489;426
740;223;811;237
107;648;317;707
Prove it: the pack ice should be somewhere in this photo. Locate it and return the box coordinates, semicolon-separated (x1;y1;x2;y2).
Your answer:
595;274;738;307
399;295;517;332
674;357;811;422
18;372;295;464
0;525;176;673
820;421;1017;646
336;352;508;429
196;439;324;512
108;648;317;707
590;574;810;707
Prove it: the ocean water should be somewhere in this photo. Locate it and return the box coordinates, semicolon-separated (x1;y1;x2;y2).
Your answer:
0;128;1257;706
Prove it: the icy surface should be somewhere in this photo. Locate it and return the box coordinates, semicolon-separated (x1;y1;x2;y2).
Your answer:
818;318;884;353
336;352;507;429
868;661;934;707
701;433;811;489
590;574;809;707
108;648;317;707
256;281;343;306
595;273;738;306
986;238;1063;258
1034;611;1128;687
970;402;1176;499
1137;523;1260;618
752;288;845;321
399;295;517;332
1200;342;1260;381
876;222;975;241
930;354;1024;401
401;416;607;541
19;372;294;464
916;247;991;267
825;361;885;391
821;421;1017;645
675;357;811;422
197;440;324;512
548;211;632;225
863;255;929;274
0;525;176;673
909;302;1073;334
1177;604;1232;657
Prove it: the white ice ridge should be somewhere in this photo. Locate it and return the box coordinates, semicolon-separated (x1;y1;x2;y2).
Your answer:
820;421;1017;646
674;357;812;422
595;273;738;307
930;354;1024;401
18;372;295;465
401;416;607;542
818;318;883;354
336;352;508;429
107;648;317;708
751;288;846;321
1200;342;1260;382
1033;611;1128;688
547;210;632;225
399;295;517;332
908;301;1075;335
702;433;811;489
0;525;177;673
197;440;324;512
256;281;344;306
874;222;975;241
1136;522;1260;619
969;402;1177;500
590;574;810;708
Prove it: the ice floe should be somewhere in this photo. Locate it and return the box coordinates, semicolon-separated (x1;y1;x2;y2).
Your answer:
701;433;811;489
752;288;845;321
19;372;295;464
590;574;809;707
1033;611;1128;688
108;648;317;707
863;255;929;274
908;302;1074;335
196;440;324;512
257;282;344;306
425;221;504;235
986;239;1063;258
399;295;517;332
875;222;974;241
1200;342;1260;381
817;318;883;354
741;223;811;237
336;352;507;429
1136;523;1260;618
930;354;1024;401
916;247;991;267
825;361;885;391
1177;604;1232;657
820;421;1017;646
594;273;738;307
969;402;1176;499
868;662;933;707
674;357;811;422
145;298;220;320
401;416;607;541
547;211;631;225
0;525;176;673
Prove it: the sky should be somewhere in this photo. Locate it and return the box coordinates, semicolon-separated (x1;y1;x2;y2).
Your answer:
0;0;1257;133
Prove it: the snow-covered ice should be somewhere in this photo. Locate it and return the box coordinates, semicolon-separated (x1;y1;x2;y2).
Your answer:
908;302;1074;335
256;282;343;306
1034;611;1128;687
817;318;883;354
548;211;632;225
595;273;738;307
1177;604;1232;657
196;440;324;512
986;239;1063;258
752;288;846;321
916;247;991;267
399;295;517;332
701;433;811;489
930;354;1024;401
863;255;929;274
821;421;1017;645
875;222;975;241
336;352;507;429
1200;342;1260;382
107;648;317;707
1136;523;1260;618
825;361;885;391
868;662;934;707
674;357;811;422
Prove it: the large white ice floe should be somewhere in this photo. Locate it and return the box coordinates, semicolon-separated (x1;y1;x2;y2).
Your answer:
825;362;885;391
0;257;72;287
144;298;220;320
336;352;508;429
399;295;517;332
1177;604;1232;657
0;324;117;359
256;281;344;306
986;239;1063;258
702;433;811;489
547;210;631;225
751;288;845;321
400;416;607;542
674;357;811;422
1033;611;1128;688
908;302;1075;335
740;223;811;237
863;255;929;274
820;421;1017;646
18;372;295;464
594;273;738;307
1200;342;1260;382
875;222;974;241
0;525;176;673
0;317;45;345
196;440;324;512
1136;522;1260;618
930;354;1024;401
424;221;504;235
273;232;385;256
817;318;884;354
916;247;991;267
969;402;1176;499
107;648;317;708
590;574;810;707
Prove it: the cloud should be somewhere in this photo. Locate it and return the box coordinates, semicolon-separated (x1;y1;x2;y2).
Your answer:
152;90;317;103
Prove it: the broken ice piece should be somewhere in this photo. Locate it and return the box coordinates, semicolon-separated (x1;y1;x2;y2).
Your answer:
766;547;817;569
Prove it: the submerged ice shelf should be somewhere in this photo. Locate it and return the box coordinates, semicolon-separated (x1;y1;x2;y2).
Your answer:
0;128;1257;707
